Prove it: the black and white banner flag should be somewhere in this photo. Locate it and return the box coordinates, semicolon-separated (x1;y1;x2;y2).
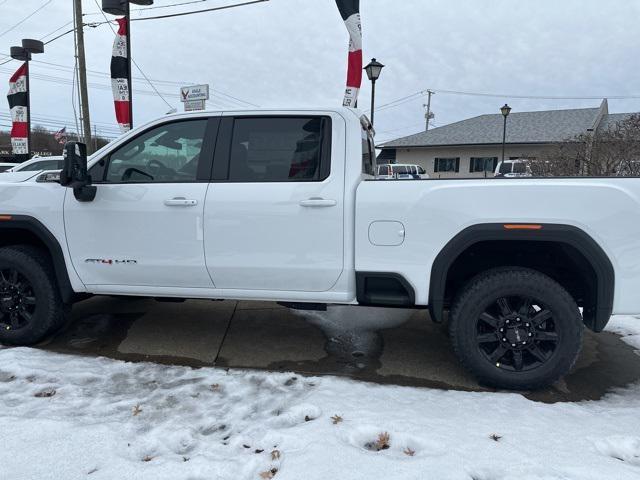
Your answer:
111;17;130;132
335;0;362;107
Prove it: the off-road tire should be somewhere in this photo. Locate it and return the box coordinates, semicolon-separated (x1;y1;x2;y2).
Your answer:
0;246;66;345
449;267;583;390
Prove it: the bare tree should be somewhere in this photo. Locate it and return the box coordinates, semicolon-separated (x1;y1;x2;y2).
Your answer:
531;114;640;177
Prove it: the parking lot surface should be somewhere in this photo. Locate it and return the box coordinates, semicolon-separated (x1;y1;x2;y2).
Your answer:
39;296;640;403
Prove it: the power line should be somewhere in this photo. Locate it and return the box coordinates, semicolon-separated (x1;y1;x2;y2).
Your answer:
0;65;246;112
39;20;75;41
373;88;640;115
130;0;268;21
131;0;213;11
0;0;53;39
0;56;259;108
435;89;640;101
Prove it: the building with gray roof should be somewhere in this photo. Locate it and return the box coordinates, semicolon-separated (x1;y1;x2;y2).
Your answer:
378;99;635;178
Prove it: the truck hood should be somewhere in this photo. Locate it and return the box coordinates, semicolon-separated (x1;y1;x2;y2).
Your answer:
0;171;43;183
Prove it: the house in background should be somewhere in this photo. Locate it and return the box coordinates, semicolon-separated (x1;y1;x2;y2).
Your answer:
378;99;634;178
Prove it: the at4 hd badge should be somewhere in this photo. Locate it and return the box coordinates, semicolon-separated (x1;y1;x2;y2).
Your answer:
85;258;137;265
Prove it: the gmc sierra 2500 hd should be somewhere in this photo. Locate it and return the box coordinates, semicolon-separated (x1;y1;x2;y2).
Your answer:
0;107;635;389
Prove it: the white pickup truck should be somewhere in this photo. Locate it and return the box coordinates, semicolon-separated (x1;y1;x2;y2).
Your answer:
0;107;637;390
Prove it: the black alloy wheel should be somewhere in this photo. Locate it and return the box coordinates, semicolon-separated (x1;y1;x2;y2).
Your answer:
476;295;559;372
0;268;37;331
0;246;67;345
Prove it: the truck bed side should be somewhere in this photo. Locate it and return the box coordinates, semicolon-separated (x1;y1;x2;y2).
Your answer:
355;178;640;316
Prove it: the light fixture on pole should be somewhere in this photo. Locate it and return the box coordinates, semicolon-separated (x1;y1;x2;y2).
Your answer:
364;58;384;126
500;104;512;163
9;39;44;162
102;1;155;130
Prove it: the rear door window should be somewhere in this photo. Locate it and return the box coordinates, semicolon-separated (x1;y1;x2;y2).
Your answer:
228;117;331;182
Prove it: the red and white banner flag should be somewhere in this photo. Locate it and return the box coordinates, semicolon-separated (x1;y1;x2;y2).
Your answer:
7;62;29;161
111;17;130;133
335;0;362;107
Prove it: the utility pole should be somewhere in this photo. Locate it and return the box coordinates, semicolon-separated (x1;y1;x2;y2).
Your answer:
424;90;435;131
125;1;133;130
73;0;94;154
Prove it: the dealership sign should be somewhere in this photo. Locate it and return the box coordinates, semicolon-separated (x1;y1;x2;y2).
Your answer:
180;85;209;102
180;84;209;112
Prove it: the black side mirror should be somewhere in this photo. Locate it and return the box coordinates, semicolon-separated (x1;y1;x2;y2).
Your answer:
60;142;96;202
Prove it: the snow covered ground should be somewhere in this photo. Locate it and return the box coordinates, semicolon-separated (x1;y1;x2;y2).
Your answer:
1;316;639;480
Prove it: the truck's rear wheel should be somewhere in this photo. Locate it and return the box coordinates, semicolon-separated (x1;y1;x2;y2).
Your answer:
449;268;583;390
0;246;66;345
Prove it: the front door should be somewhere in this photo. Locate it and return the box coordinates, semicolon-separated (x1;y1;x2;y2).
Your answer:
64;118;216;288
204;114;345;292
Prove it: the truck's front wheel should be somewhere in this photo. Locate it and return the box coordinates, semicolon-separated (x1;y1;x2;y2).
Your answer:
0;246;66;345
449;268;583;390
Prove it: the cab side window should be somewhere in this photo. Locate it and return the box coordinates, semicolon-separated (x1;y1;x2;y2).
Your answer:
97;120;207;183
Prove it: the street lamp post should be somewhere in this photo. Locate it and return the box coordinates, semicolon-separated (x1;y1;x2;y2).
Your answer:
102;0;154;130
501;104;512;163
364;58;384;127
9;39;44;162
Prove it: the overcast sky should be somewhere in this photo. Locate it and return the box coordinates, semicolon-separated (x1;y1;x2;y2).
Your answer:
1;0;640;143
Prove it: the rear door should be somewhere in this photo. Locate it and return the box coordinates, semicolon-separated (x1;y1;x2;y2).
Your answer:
203;113;345;292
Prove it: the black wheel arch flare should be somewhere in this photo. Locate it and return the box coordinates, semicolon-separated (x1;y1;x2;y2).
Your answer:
429;223;615;332
0;215;75;303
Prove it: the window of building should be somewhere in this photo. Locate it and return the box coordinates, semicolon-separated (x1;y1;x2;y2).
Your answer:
228;117;330;183
434;158;460;173
470;157;498;173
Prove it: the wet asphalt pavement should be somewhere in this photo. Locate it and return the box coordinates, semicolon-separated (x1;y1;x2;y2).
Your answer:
36;296;640;404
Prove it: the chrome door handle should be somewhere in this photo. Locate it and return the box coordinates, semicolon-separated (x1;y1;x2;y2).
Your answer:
299;198;337;208
164;197;198;207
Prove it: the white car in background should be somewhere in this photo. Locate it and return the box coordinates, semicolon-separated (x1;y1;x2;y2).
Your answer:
495;159;533;178
6;156;64;173
377;163;429;179
0;163;18;173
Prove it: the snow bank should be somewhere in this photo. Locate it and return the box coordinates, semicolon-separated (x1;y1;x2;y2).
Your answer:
606;315;640;350
0;316;638;480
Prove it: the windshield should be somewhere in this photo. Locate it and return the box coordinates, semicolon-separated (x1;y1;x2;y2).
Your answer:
18;160;64;172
